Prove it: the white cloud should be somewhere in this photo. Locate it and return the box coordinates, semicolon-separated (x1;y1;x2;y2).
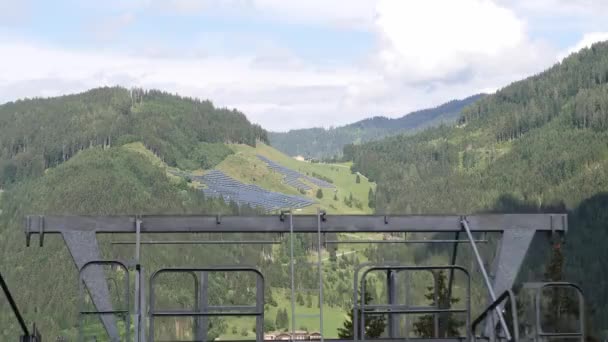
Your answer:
0;40;379;130
1;0;604;131
559;32;608;60
373;0;542;82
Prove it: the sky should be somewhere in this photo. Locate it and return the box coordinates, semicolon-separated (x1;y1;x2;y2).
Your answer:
1;0;608;131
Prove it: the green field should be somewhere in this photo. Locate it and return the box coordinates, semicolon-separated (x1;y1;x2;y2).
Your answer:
215;142;376;214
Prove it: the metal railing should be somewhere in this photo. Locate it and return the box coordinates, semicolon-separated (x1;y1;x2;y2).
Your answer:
78;260;131;342
472;290;519;342
524;282;585;342
149;266;265;342
354;264;471;341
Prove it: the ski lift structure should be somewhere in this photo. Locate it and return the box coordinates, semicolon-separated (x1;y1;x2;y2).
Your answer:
21;212;585;342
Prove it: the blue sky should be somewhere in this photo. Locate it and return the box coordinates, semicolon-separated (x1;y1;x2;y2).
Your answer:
1;0;607;131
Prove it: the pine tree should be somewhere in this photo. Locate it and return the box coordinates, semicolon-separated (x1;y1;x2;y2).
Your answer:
306;292;313;308
316;188;324;199
368;188;375;209
338;282;386;339
543;242;579;333
276;308;289;330
413;271;464;337
356;174;361;183
297;292;305;305
334;192;338;201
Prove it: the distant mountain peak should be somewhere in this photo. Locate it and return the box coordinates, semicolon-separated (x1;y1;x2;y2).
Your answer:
269;93;485;159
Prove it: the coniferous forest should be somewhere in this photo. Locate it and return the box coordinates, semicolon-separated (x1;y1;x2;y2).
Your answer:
347;41;608;333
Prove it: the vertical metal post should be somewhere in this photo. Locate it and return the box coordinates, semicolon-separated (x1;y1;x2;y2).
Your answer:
289;212;296;341
317;209;325;342
198;272;209;341
256;274;264;342
444;231;460;338
139;265;146;342
134;218;142;342
404;270;410;339
387;270;398;338
433;271;439;338
446;232;460;305
461;218;511;340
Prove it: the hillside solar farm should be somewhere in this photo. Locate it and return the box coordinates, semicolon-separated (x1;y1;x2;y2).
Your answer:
198;170;314;211
257;155;335;190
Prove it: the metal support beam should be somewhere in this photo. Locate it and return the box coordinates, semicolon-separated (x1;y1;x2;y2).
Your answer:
63;231;119;341
317;209;325;342
256;274;264;342
112;240;280;245
387;270;398;338
326;238;487;244
197;272;209;342
134;218;142;342
461;218;510;341
446;232;460;315
289;212;296;341
25;214;567;236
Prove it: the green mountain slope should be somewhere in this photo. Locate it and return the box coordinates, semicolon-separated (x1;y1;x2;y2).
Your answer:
0;143;249;340
0;88;378;340
0;86;268;187
348;41;608;335
269;94;484;159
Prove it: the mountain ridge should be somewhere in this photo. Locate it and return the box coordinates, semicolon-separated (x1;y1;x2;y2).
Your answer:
269;93;485;159
347;40;608;334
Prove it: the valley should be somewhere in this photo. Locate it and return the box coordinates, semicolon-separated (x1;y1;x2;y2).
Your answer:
2;41;608;340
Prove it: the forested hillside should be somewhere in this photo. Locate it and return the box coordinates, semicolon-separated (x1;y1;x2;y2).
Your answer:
0;87;271;339
0;86;268;186
0;87;378;340
348;41;608;334
269;94;484;159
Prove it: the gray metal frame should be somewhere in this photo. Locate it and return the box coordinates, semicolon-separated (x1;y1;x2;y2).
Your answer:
524;282;585;342
23;213;568;341
78;260;131;342
24;214;567;235
148;266;265;342
354;264;471;341
472;290;519;342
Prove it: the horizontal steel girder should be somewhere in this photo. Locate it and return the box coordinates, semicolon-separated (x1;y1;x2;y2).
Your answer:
25;214;566;236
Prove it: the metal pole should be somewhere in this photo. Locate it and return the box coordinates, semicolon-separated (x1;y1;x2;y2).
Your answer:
445;231;460;331
461;218;511;340
289;212;296;341
256;274;264;342
134;218;142;342
200;272;209;341
112;240;281;245
387;270;398;338
0;272;30;336
317;209;325;342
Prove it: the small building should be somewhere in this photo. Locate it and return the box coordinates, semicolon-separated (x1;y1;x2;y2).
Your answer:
265;331;321;341
309;332;322;340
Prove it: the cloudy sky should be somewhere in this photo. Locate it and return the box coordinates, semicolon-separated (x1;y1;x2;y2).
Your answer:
1;0;607;131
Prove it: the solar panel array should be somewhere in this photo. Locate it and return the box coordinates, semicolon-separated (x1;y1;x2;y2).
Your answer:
257;155;335;190
185;170;314;212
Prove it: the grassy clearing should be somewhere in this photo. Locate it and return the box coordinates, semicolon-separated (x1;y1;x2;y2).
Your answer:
220;143;376;214
220;288;348;340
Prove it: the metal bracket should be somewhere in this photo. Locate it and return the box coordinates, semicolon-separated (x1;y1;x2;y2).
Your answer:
25;215;44;247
